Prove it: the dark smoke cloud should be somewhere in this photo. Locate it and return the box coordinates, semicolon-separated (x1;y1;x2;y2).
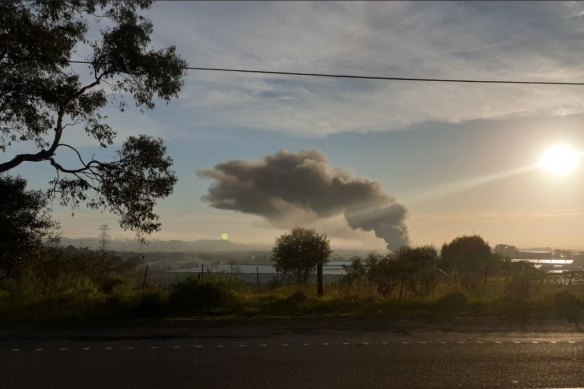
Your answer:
197;150;409;250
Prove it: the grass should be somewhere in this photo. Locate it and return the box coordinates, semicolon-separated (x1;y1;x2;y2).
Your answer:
1;272;584;326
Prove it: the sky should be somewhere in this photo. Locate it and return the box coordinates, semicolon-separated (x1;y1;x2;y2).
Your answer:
10;1;584;250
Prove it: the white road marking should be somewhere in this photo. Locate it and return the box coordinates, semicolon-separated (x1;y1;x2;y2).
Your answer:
21;337;574;352
11;348;20;352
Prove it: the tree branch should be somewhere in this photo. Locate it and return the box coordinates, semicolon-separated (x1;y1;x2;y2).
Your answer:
0;72;109;173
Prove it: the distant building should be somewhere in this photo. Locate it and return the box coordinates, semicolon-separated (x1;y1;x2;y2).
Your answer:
509;250;580;273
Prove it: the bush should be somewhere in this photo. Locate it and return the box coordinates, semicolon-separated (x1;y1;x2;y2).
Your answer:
284;290;309;305
136;289;169;317
554;291;581;319
437;291;469;313
504;265;539;301
169;277;232;313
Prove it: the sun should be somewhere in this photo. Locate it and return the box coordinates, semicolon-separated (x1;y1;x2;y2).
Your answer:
539;144;581;177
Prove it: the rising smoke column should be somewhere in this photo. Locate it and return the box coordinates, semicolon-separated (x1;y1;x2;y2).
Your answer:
197;150;409;250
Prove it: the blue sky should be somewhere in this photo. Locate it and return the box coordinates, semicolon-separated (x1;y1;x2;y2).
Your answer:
11;1;584;250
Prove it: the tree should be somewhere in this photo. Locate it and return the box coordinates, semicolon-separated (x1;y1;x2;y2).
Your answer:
357;246;439;298
271;227;332;286
494;244;519;259
0;175;58;279
440;235;497;293
363;251;400;297
0;0;186;236
393;245;439;296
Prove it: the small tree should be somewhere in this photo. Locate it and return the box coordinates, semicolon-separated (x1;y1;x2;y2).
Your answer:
440;235;497;293
271;227;332;286
361;246;439;298
394;245;439;296
364;252;400;297
0;175;58;279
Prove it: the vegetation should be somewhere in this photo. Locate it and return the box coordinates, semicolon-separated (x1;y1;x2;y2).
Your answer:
0;175;58;279
0;0;186;236
440;235;499;294
271;227;332;285
1;232;584;325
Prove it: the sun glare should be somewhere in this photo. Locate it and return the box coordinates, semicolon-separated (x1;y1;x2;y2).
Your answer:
539;144;581;176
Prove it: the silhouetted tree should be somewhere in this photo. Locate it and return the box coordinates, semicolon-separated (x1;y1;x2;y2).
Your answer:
0;175;58;279
441;235;497;293
271;227;332;285
394;245;439;295
342;246;439;298
494;244;519;259
0;0;186;236
363;252;400;297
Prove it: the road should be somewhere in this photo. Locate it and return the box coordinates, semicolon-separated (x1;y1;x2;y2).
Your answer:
2;316;584;388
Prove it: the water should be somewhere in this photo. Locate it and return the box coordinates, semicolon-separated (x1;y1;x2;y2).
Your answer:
159;261;351;286
167;261;350;275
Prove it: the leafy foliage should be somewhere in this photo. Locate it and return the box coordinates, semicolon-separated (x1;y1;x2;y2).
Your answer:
0;0;186;236
271;227;332;285
440;235;500;293
441;235;493;274
394;245;440;295
0;175;58;279
342;245;439;297
169;277;233;313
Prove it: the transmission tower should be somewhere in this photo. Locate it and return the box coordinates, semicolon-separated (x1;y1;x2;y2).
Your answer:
98;224;110;252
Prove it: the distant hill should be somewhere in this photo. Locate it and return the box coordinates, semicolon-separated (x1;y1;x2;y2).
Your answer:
59;237;269;253
59;237;372;259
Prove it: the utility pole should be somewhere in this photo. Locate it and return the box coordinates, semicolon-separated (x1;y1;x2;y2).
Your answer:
98;224;110;252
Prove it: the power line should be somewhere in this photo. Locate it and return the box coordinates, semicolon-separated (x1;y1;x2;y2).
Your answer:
98;224;110;252
68;60;584;86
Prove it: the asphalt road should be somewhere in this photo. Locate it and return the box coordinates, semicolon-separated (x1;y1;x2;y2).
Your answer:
2;317;584;388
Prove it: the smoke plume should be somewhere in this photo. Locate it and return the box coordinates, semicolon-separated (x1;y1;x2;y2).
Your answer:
198;150;409;250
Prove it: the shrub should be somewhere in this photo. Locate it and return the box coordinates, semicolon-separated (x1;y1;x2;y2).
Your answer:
504;263;539;301
284;290;309;305
136;289;169;317
554;291;581;319
169;277;232;312
437;291;469;313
